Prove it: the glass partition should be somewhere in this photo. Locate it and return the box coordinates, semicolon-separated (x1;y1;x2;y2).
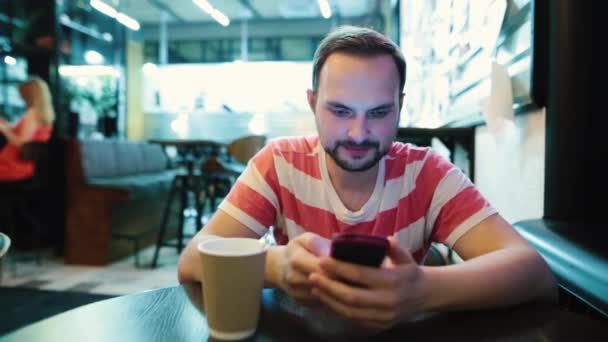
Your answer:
142;61;316;141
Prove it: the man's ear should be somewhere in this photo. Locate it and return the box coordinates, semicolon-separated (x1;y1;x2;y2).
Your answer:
399;92;405;112
306;89;317;114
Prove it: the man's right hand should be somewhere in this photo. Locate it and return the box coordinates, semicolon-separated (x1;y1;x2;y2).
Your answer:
270;232;330;303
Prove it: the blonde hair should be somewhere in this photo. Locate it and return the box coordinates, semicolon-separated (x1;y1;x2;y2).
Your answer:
19;76;55;126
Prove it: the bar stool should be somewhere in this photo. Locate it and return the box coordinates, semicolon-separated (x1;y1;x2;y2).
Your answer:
151;169;203;268
0;142;51;275
200;135;266;211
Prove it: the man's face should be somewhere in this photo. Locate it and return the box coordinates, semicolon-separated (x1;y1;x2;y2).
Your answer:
308;52;403;172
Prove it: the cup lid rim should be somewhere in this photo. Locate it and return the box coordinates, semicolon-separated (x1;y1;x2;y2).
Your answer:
197;237;267;257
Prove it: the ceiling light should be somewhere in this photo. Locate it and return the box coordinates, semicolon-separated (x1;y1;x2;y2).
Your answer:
102;32;114;42
192;0;230;26
90;1;140;31
116;12;140;31
318;0;332;19
84;50;104;64
90;0;117;18
193;0;214;13
4;55;17;65
211;9;230;26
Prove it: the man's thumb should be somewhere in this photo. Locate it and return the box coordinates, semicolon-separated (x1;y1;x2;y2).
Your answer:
305;234;331;257
387;237;414;265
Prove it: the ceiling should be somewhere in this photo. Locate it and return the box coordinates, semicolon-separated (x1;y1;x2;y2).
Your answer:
118;0;375;25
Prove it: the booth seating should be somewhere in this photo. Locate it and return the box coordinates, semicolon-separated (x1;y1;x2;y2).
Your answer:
514;219;607;318
65;139;179;266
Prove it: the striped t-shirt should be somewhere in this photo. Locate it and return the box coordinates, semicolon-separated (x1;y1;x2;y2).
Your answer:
219;136;496;262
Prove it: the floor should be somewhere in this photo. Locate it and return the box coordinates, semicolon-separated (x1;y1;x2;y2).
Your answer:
0;209;207;296
0;214;202;336
0;287;115;335
0;242;182;296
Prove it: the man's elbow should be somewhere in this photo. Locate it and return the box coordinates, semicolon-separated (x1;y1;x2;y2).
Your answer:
177;264;189;284
532;251;559;303
541;268;559;303
177;253;199;284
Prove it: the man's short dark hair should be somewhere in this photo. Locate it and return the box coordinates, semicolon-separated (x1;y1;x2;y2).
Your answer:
312;25;406;93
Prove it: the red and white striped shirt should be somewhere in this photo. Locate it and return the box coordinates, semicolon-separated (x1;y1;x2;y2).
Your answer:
219;136;496;262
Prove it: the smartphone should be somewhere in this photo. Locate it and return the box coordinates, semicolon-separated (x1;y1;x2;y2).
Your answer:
330;233;389;267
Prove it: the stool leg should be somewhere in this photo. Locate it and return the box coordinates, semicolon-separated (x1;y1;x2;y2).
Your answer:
152;176;179;268
177;177;188;253
193;176;203;231
6;207;18;277
209;178;218;211
24;202;43;266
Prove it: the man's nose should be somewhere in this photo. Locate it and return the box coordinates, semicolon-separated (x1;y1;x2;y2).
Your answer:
347;115;369;143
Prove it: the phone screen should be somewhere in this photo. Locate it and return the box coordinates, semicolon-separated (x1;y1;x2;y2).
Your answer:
330;233;389;267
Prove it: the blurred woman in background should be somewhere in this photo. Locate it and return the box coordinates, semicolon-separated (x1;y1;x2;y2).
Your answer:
0;77;54;181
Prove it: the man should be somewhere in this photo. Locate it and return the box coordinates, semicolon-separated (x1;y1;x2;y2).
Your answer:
178;26;556;330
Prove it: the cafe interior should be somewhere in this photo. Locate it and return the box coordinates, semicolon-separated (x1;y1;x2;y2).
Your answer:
0;0;602;339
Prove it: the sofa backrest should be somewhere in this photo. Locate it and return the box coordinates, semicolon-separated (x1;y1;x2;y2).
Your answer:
80;139;168;179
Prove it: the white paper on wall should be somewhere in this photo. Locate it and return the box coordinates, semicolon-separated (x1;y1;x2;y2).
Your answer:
482;60;514;133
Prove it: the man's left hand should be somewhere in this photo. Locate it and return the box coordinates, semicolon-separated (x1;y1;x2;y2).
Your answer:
309;237;428;330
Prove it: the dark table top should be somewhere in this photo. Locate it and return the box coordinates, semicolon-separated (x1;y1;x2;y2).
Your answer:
2;283;606;341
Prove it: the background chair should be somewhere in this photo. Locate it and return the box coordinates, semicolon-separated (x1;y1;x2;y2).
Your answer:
200;135;266;213
0;142;53;275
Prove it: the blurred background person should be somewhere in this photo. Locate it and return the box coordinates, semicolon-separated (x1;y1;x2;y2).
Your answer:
0;77;55;181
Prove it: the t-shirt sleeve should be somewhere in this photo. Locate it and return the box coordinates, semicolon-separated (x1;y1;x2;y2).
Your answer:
217;143;280;237
423;152;497;247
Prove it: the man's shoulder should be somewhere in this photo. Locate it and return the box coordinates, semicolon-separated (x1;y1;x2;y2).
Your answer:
388;141;433;160
268;135;319;155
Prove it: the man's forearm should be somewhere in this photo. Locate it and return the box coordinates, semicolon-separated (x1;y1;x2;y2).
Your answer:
264;246;285;289
177;233;223;283
178;234;285;290
421;246;557;312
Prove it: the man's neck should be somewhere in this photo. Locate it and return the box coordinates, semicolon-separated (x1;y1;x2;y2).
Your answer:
325;155;380;211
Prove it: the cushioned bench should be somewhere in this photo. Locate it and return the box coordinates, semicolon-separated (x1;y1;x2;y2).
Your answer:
65;139;179;266
514;219;607;318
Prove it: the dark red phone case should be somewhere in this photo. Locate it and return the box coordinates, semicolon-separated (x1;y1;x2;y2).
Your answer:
330;233;389;267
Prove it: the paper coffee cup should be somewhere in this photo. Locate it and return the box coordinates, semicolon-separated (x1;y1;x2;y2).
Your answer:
198;238;267;340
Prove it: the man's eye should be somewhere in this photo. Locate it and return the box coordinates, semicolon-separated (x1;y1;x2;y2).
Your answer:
369;110;389;118
332;109;351;117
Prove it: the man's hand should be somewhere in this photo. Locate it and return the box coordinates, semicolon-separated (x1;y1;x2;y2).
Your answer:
309;237;427;330
274;232;331;303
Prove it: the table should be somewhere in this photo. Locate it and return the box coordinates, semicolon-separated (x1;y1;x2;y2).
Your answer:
149;139;227;177
2;283;605;341
148;139;227;267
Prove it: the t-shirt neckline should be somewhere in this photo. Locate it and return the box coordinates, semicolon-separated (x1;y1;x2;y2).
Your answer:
318;143;385;222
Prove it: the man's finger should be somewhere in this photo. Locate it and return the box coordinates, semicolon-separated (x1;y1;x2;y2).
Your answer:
387;237;414;265
319;257;400;289
291;248;324;274
309;272;394;309
284;270;311;287
311;286;395;322
300;233;331;257
289;287;317;303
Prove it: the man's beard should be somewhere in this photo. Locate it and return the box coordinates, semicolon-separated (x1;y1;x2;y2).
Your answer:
325;140;388;172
